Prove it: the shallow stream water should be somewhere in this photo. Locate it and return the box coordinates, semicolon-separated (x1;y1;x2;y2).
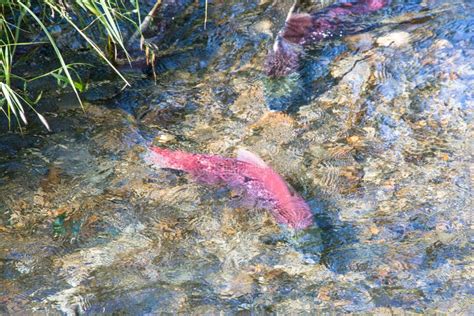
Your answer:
0;0;473;314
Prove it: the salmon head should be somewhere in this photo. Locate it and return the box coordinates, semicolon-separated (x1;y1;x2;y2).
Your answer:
236;149;314;230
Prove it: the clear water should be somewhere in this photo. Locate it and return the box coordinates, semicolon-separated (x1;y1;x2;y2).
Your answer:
1;0;473;314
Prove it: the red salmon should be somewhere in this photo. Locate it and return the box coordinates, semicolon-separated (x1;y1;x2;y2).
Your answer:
148;147;313;230
266;0;390;77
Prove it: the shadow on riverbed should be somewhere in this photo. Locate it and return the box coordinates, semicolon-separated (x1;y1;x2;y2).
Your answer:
263;43;350;112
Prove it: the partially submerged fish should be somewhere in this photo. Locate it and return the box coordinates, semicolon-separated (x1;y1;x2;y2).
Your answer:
148;147;313;230
265;0;390;77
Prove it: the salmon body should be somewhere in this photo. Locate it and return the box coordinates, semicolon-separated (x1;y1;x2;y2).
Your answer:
265;0;390;77
149;147;313;230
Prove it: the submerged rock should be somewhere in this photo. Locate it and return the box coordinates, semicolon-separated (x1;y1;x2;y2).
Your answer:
376;30;411;47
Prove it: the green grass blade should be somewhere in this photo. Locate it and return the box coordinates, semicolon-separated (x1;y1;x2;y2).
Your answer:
18;2;84;108
47;3;130;87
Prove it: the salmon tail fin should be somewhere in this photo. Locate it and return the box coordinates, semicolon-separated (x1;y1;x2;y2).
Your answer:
148;146;196;171
147;146;174;169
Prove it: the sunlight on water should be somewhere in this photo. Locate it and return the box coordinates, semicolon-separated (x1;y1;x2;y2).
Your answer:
0;0;472;314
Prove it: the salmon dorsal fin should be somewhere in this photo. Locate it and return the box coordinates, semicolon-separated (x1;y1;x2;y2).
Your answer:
236;149;269;168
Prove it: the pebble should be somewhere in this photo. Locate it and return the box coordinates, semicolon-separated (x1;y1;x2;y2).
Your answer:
376;31;411;48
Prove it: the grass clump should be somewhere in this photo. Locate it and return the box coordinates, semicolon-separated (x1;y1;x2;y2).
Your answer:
0;0;142;131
